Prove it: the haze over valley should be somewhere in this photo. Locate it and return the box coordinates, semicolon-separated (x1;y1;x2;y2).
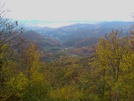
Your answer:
1;0;134;100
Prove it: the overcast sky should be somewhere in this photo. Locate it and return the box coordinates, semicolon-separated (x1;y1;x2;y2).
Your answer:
1;0;134;21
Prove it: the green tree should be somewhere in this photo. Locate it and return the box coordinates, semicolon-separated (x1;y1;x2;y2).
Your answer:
90;30;134;101
0;3;24;100
20;42;49;101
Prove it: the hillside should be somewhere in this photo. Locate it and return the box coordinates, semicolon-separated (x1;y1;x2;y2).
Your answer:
22;30;60;47
26;21;133;43
22;21;133;54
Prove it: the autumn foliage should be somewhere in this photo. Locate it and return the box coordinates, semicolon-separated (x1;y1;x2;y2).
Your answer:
1;4;134;101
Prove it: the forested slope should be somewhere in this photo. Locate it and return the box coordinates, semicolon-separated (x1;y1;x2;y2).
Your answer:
1;6;134;101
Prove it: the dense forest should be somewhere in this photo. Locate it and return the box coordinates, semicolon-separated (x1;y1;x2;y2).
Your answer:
1;6;134;101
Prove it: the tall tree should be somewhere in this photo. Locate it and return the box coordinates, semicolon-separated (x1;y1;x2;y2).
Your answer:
20;42;48;100
0;3;24;100
90;30;134;101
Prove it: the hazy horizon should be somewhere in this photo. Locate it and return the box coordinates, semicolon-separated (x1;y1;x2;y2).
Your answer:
18;19;134;28
1;0;134;27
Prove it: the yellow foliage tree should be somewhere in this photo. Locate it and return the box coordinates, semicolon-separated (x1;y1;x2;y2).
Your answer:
49;85;83;101
20;42;47;100
90;30;134;101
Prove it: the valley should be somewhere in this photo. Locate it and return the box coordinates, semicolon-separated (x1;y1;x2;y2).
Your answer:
22;21;133;57
1;0;134;100
1;19;134;101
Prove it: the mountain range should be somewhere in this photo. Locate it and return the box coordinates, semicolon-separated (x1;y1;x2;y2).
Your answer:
21;21;134;53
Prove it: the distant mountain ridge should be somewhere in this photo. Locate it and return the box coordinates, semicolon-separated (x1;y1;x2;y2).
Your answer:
30;21;133;41
22;21;134;49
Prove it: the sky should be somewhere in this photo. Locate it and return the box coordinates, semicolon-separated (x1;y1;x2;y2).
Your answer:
1;0;134;21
